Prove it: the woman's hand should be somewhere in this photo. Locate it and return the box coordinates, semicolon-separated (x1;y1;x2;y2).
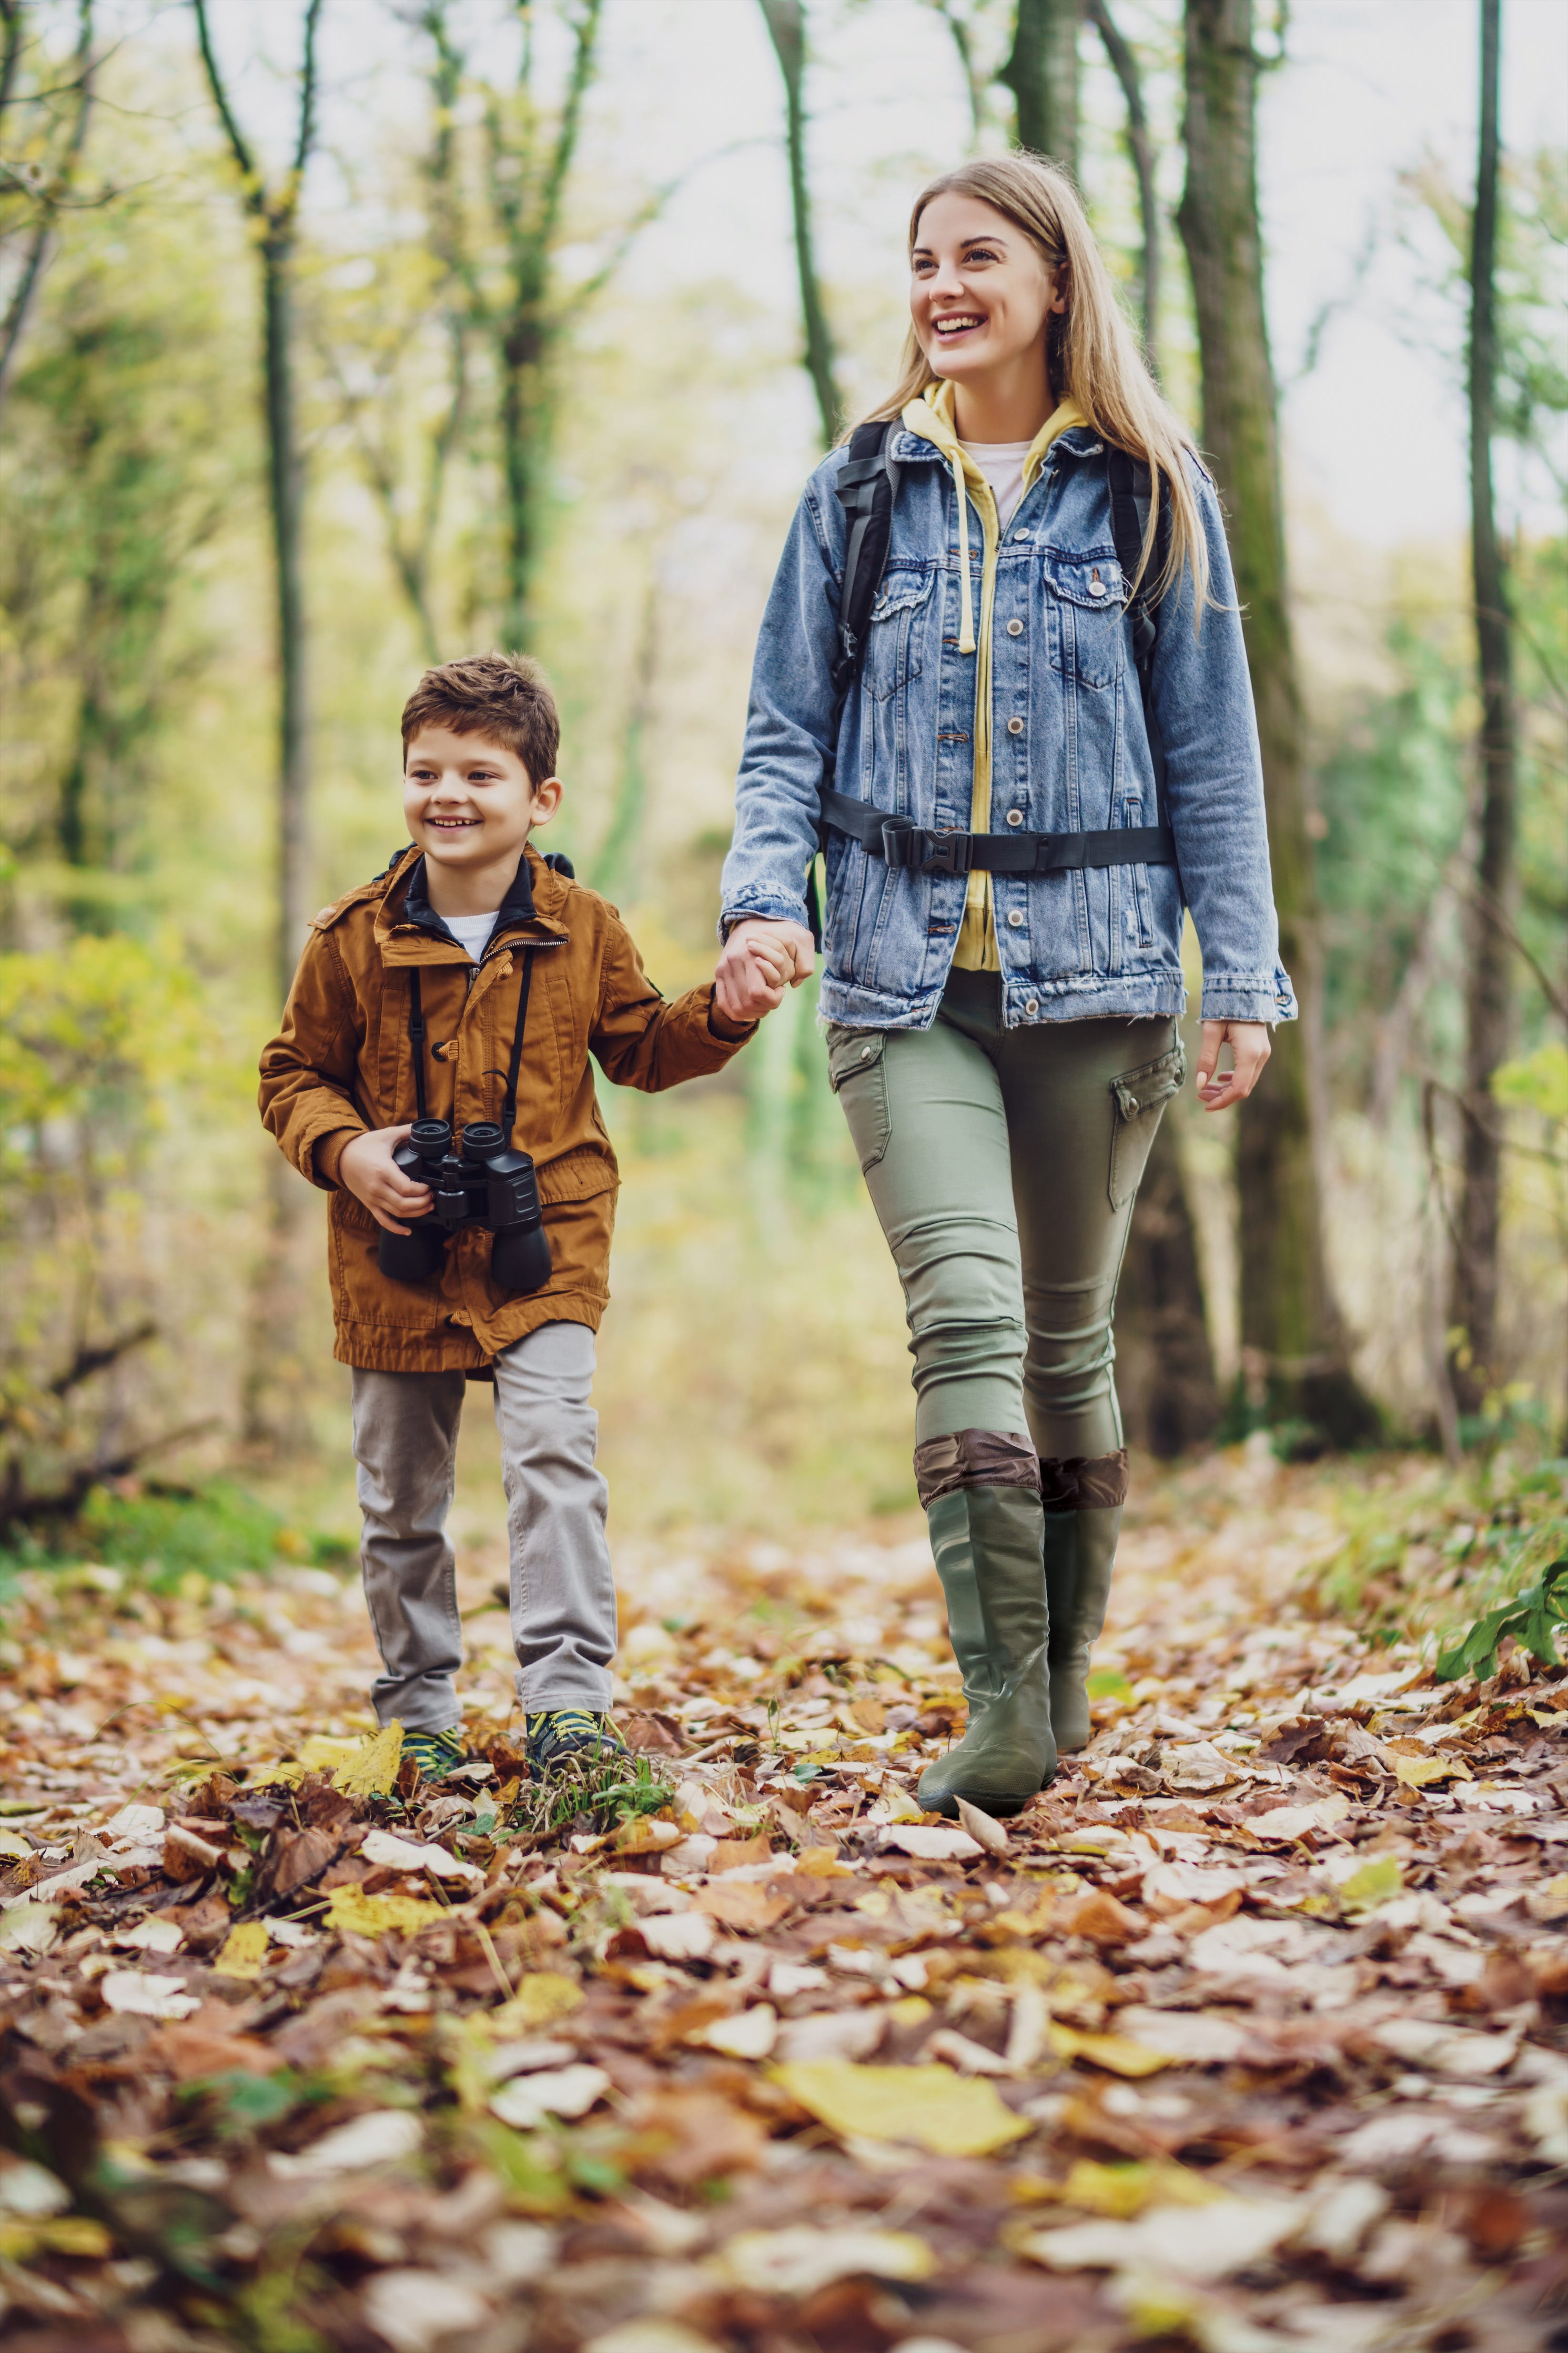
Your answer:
715;917;815;1024
339;1125;434;1234
1195;1020;1270;1112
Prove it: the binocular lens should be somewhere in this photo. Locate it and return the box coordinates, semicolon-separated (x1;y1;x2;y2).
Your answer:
460;1122;504;1161
408;1119;453;1161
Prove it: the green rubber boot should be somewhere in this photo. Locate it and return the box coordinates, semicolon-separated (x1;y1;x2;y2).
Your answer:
1041;1453;1127;1753
917;1484;1057;1818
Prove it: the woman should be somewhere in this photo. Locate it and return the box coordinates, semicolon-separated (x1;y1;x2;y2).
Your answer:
715;155;1294;1818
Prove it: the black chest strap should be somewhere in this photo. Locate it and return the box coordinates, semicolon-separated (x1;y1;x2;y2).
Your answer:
406;947;537;1137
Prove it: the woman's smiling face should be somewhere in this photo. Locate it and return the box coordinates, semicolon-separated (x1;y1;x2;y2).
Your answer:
910;190;1063;394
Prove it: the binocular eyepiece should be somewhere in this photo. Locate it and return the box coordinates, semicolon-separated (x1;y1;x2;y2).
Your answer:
377;1118;552;1294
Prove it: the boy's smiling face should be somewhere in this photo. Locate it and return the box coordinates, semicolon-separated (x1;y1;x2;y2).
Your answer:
402;725;562;914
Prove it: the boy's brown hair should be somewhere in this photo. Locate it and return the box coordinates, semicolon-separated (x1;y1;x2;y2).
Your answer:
400;652;560;786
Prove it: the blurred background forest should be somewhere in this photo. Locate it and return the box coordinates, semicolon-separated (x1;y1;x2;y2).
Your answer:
2;0;1567;1572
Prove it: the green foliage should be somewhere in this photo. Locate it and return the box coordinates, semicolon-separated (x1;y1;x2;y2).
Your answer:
77;1481;289;1585
0;932;205;1153
508;1748;674;1839
1435;1556;1568;1682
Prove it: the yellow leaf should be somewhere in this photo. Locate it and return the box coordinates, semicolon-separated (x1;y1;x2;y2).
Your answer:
213;1922;270;1980
1337;1854;1404;1914
1047;2023;1174;2078
330;1723;404;1799
240;1762;306;1788
1057;2159;1222;2218
1390;1750;1472;1787
887;1996;933;2027
0;1830;32;1860
326;1885;446;1939
40;2216;113;2257
487;1972;584;2032
297;1735;365;1772
770;2060;1031;2157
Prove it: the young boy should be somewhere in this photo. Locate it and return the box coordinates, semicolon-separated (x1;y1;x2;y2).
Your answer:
259;653;788;1778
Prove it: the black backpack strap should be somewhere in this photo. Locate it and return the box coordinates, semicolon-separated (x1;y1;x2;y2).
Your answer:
407;968;428;1122
1106;447;1170;831
499;950;536;1140
805;420;899;947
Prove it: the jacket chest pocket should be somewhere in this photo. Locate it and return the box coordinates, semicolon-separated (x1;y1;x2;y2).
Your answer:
1108;1040;1184;1208
826;1026;890;1170
865;566;935;702
1045;555;1126;691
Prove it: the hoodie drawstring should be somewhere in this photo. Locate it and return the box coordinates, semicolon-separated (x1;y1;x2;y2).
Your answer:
951;449;976;655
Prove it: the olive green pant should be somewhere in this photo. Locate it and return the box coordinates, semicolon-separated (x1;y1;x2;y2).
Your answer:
827;970;1181;1458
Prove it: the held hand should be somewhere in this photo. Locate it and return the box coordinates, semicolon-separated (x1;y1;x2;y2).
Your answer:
338;1124;435;1235
1195;1020;1271;1113
715;917;814;1023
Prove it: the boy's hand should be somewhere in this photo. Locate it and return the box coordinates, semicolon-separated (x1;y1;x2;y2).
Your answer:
715;925;795;1023
339;1125;434;1234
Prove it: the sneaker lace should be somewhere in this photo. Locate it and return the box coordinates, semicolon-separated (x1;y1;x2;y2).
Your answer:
528;1708;602;1743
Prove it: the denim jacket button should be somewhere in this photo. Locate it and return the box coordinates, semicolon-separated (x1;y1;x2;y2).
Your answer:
1006;618;1024;636
1025;998;1039;1015
1005;809;1024;827
1006;910;1024;929
1006;716;1024;735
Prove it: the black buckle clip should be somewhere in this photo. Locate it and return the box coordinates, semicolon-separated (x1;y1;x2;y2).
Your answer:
917;829;973;877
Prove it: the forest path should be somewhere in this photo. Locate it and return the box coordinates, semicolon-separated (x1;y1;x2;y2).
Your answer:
0;1451;1564;2350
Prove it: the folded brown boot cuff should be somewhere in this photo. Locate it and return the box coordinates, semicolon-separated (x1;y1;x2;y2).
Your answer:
1038;1447;1130;1511
914;1429;1041;1510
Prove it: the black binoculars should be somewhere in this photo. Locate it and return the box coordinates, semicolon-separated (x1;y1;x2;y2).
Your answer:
377;1118;552;1293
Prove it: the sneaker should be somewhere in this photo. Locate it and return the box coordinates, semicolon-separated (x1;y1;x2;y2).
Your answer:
525;1710;625;1771
401;1725;467;1782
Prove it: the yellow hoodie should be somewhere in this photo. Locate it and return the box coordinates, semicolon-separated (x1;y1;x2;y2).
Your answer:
900;379;1087;970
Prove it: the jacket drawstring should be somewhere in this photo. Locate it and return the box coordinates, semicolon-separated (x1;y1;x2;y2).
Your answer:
952;449;976;655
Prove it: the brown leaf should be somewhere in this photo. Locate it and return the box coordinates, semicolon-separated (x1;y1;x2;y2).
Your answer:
709;1833;774;1873
149;2022;284;2082
630;2087;768;2186
255;1824;350;1904
1050;1890;1142;1947
694;1880;792;1933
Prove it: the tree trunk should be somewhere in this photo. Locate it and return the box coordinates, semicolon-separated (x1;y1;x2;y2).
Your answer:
1086;0;1159;363
1449;0;1515;1418
1177;0;1378;1447
1116;1114;1221;1455
262;235;309;1008
1001;0;1083;176
758;0;839;449
0;0;95;427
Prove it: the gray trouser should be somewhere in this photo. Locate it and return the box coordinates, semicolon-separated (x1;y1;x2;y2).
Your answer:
350;1321;616;1731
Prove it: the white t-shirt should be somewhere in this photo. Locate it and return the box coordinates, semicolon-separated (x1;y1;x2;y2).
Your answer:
442;909;500;961
959;437;1034;530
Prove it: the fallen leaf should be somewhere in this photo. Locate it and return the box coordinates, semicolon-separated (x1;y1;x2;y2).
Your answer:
1248;1795;1350;1840
0;1831;33;1861
1054;2158;1222;2218
1161;1741;1241;1791
698;2005;778;2059
325;1885;448;1938
360;1826;484;1883
1386;1746;1472;1787
270;2109;423;2177
99;1969;200;2020
117;1915;184;1955
488;2063;610;2127
640;1910;718;1962
709;2225;936;2297
330;1722;404;1799
1113;2007;1251;2065
213;1922;270;1980
956;1798;1009;1855
489;1974;583;2032
693;1879;790;1932
1052;1890;1143;1946
1334;1853;1405;1914
361;2270;491;2353
1020;2195;1302;2282
770;2060;1031;2156
879;1824;982;1861
1525;1873;1568;1923
1046;2022;1174;2078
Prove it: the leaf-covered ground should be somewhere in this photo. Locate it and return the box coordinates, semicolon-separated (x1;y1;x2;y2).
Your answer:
0;1450;1566;2353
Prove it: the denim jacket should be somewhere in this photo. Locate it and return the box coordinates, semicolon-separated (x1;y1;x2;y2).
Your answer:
720;421;1298;1032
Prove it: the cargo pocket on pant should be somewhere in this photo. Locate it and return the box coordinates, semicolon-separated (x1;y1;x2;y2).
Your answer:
1108;1041;1185;1210
826;1027;891;1172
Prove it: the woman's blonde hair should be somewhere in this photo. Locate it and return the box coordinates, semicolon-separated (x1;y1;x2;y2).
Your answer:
869;153;1206;609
